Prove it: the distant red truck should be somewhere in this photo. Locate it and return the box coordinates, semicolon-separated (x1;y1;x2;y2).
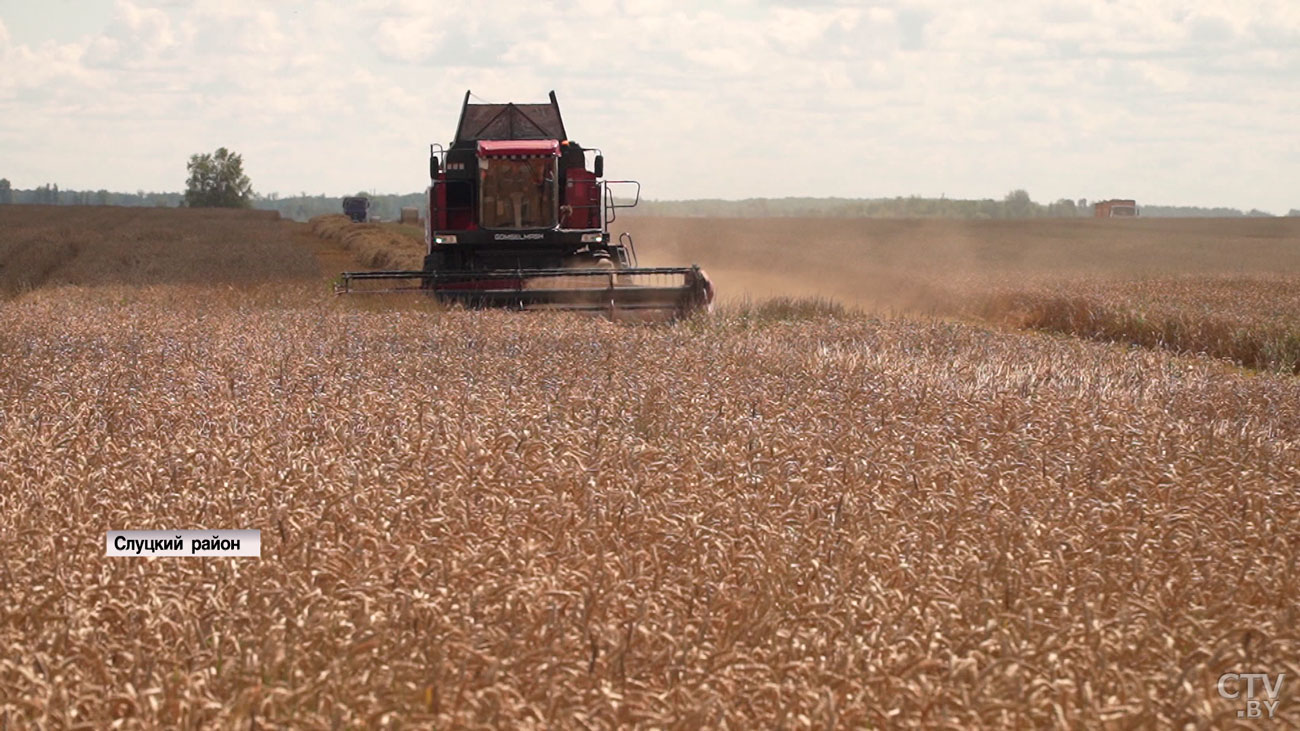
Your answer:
1094;199;1138;217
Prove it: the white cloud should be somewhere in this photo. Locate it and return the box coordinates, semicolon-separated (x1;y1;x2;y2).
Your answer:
0;0;1296;211
373;14;444;64
118;0;177;54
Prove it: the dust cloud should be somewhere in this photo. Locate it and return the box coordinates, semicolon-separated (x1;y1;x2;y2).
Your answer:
620;216;1300;313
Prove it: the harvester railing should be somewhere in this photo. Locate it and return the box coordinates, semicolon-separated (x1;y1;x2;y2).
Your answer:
603;181;640;226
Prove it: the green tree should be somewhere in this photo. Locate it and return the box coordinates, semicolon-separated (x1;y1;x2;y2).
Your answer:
1047;198;1077;217
184;147;253;208
0;178;11;205
1003;189;1035;218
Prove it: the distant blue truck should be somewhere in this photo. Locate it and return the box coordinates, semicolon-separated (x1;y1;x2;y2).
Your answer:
342;196;370;222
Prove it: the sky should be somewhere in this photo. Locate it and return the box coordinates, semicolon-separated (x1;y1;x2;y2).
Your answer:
0;0;1297;212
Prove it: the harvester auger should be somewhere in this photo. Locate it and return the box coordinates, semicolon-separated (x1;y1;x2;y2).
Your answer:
337;90;714;319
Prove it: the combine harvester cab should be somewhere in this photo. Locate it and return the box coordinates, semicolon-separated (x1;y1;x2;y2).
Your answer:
338;91;713;319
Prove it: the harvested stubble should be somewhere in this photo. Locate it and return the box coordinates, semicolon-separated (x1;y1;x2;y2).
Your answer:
0;205;310;297
1;283;1297;728
308;215;425;271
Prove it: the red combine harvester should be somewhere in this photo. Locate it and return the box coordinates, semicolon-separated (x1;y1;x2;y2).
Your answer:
338;91;713;318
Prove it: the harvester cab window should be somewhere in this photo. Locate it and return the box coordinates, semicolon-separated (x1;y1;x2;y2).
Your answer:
479;157;556;229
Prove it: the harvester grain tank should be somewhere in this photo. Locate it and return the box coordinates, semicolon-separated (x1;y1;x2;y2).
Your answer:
1094;199;1138;217
337;91;713;318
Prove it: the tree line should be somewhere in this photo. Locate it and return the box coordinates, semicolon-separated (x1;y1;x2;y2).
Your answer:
0;180;424;222
622;191;1291;219
2;165;1294;220
0;181;183;207
253;192;428;222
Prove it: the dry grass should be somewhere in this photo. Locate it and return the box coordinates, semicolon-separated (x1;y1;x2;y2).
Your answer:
719;296;852;323
308;215;425;271
0;207;1297;727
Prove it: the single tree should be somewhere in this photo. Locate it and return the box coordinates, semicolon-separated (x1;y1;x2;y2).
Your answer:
184;147;253;208
0;178;11;205
1003;189;1035;218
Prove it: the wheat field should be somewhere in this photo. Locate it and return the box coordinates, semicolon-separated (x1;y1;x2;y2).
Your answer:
1;206;1297;727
